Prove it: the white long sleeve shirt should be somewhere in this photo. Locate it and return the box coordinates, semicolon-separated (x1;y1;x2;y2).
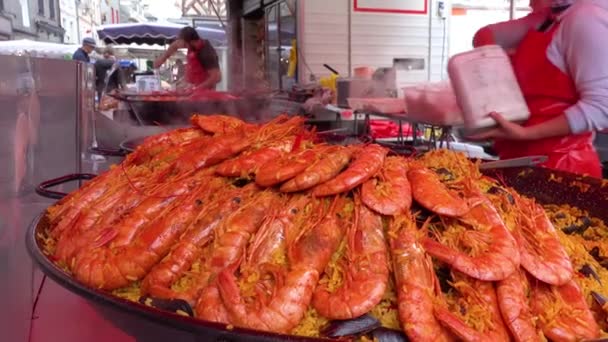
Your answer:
486;0;608;134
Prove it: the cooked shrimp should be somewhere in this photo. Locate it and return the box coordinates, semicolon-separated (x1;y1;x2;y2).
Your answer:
496;269;542;342
531;279;600;342
407;167;469;217
280;146;353;193
190;114;253;135
140;184;262;302
422;187;520;282
72;184;213;290
512;193;574;286
435;273;510;342
255;148;319;188
217;197;346;333
361;156;412;215
389;214;454;342
312;196;388;320
215;139;293;178
313;144;387;197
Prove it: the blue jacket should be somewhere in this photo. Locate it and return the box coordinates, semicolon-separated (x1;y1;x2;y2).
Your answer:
72;48;90;63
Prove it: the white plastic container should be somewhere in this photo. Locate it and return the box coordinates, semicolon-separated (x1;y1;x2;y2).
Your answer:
448;45;529;131
402;81;464;126
135;75;161;93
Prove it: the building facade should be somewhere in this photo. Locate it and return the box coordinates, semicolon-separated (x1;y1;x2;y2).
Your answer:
119;0;146;23
59;0;77;43
76;0;101;40
0;0;64;41
99;0;119;25
33;0;65;42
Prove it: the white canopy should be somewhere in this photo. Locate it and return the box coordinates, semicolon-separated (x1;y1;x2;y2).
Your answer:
0;39;79;59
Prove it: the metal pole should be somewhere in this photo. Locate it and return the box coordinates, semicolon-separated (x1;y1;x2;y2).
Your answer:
347;0;352;77
509;0;516;20
209;0;227;29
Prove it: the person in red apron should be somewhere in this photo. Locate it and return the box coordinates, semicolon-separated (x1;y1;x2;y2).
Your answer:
154;26;221;91
470;0;608;178
473;0;550;50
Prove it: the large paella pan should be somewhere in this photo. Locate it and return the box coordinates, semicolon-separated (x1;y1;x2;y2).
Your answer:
28;114;608;341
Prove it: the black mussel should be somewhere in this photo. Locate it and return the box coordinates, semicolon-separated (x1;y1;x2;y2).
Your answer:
555;212;566;219
486;186;514;204
322;314;381;338
138;296;194;317
579;265;602;284
589;247;608;270
371;327;410;342
411;203;439;224
432;167;455;181
232;178;251;188
563;216;592;235
592;291;608;306
436;266;454;293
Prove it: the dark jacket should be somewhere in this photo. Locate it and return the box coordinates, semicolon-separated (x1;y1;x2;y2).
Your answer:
72;48;90;63
95;59;123;94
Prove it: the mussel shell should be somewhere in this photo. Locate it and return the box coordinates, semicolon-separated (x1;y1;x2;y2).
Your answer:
232;178;251;188
486;186;514;204
579;264;602;284
563;216;592;235
322;314;381;338
592;291;608;306
138;296;194;317
371;327;410;342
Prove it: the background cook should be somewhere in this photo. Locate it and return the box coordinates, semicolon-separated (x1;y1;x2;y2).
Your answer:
154;26;221;91
468;0;608;178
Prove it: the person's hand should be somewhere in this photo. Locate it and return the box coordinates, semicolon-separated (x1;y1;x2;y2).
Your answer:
467;112;530;141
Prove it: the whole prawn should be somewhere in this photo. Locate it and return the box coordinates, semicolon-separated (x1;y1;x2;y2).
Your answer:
407;167;469;217
280;146;353;193
190;114;254;135
361;156;412;215
313;144;387;197
389;214;454;342
196;194;313;324
496;269;542;342
72;179;223;290
434;273;510;342
140;184;261;302
422;184;520;282
215;138;294;178
217;197;347;333
312;195;388;320
512;194;574;286
255;147;320;188
531;279;600;342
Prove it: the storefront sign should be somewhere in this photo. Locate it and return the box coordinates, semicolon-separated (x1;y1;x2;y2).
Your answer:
354;0;428;14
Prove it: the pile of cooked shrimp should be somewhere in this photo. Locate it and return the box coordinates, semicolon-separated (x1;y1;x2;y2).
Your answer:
42;114;607;341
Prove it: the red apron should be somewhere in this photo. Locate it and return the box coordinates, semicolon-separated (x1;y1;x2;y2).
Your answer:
185;40;209;86
494;20;602;178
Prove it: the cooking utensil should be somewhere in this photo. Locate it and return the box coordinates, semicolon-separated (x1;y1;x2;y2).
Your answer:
323;64;340;75
479;156;547;170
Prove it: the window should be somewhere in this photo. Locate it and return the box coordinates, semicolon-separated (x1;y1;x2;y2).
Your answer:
49;0;55;18
265;0;297;91
38;0;44;15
